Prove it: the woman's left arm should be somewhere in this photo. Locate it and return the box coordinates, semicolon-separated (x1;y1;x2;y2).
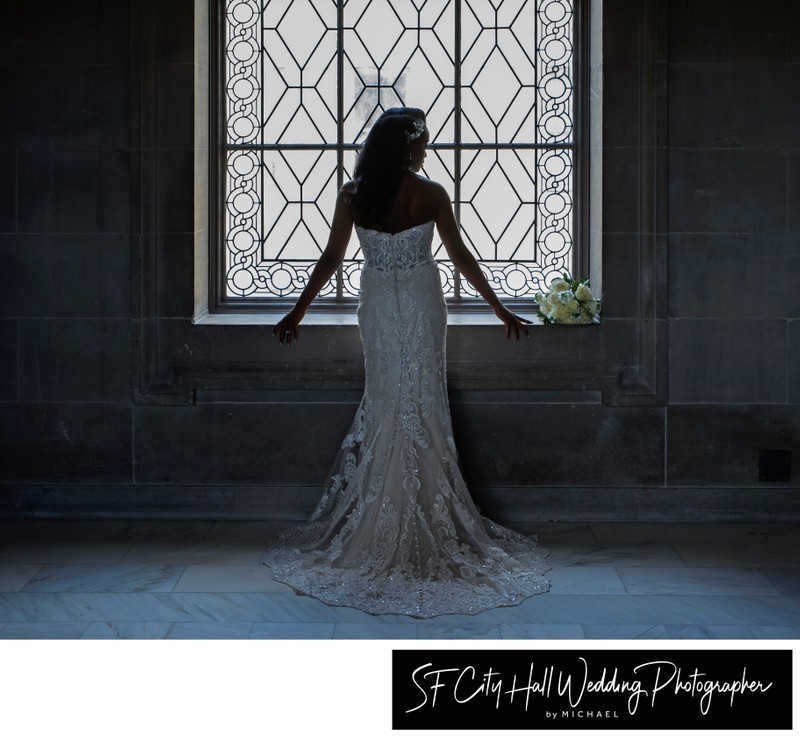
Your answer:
433;184;531;341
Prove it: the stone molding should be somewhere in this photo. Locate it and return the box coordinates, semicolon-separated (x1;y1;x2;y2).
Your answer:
3;485;797;523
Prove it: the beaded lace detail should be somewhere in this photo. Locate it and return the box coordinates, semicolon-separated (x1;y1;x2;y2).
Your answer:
261;220;550;617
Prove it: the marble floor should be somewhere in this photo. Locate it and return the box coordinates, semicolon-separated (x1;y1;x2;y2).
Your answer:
0;520;799;640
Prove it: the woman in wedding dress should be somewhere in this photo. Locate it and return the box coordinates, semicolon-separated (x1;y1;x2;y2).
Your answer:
261;107;550;618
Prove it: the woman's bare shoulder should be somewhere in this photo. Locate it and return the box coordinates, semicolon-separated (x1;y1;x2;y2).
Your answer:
409;173;448;201
341;179;357;195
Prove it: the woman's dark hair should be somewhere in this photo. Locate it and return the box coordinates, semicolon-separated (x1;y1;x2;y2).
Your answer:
350;107;427;228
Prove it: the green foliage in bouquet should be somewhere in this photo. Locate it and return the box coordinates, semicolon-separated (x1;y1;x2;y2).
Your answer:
534;273;601;325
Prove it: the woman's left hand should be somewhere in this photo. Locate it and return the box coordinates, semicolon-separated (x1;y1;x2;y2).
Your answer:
494;304;532;341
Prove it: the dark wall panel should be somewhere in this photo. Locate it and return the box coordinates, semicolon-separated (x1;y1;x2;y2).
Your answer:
0;235;130;319
18;320;131;402
668;149;786;234
669;320;787;404
134;403;357;486
2;403;132;483
452;404;665;487
668;406;800;487
669;235;800;319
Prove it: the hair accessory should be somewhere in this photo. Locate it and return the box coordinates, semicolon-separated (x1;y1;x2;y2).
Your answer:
405;118;426;143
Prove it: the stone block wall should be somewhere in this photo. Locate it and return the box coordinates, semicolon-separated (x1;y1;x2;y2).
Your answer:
1;0;798;521
1;1;134;492
665;0;800;499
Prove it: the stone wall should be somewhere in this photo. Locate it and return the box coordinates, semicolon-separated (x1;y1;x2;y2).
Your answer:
665;0;799;508
1;0;798;521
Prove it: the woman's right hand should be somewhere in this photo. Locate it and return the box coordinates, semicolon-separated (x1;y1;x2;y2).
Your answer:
493;304;532;342
273;307;304;346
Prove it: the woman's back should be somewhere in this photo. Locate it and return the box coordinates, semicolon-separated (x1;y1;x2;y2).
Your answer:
346;171;439;235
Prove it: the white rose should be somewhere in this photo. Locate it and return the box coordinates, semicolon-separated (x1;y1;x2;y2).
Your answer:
535;294;552;319
581;299;598;317
575;283;594;302
552;302;574;322
549;278;571;293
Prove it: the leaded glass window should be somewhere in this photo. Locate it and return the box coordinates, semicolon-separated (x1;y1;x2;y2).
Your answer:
217;0;580;305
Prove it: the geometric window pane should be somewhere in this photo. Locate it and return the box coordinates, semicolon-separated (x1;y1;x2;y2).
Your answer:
222;0;576;301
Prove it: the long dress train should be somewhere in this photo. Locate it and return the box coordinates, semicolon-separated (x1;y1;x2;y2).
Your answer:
261;220;550;618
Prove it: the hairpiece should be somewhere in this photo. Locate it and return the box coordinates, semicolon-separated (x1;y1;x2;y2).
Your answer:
405;118;426;143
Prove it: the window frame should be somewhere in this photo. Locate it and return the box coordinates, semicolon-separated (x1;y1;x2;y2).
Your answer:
208;0;590;316
136;0;666;408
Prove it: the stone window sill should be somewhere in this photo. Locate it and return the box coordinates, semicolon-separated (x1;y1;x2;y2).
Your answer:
192;308;550;327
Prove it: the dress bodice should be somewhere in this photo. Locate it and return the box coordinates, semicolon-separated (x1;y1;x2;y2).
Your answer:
355;220;436;273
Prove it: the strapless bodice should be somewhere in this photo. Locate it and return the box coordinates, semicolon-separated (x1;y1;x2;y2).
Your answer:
355;220;436;272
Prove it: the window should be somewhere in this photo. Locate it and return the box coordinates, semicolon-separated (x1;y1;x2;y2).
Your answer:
213;0;583;309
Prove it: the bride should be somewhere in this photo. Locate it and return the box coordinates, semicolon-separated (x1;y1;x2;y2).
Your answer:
262;107;550;618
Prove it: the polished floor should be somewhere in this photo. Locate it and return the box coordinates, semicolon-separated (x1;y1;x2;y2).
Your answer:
0;520;798;639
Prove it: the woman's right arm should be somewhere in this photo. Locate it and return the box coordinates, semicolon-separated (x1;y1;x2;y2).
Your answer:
273;186;354;345
432;183;531;341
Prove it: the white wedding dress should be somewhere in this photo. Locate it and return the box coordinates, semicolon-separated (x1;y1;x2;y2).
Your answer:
261;220;550;617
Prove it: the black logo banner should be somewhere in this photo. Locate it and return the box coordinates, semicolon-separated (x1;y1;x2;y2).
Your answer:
392;649;792;730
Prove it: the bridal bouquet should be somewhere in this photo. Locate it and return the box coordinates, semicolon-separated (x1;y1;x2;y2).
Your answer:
535;273;601;325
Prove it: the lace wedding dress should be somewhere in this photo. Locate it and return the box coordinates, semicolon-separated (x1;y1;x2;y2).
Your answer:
261;220;550;617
